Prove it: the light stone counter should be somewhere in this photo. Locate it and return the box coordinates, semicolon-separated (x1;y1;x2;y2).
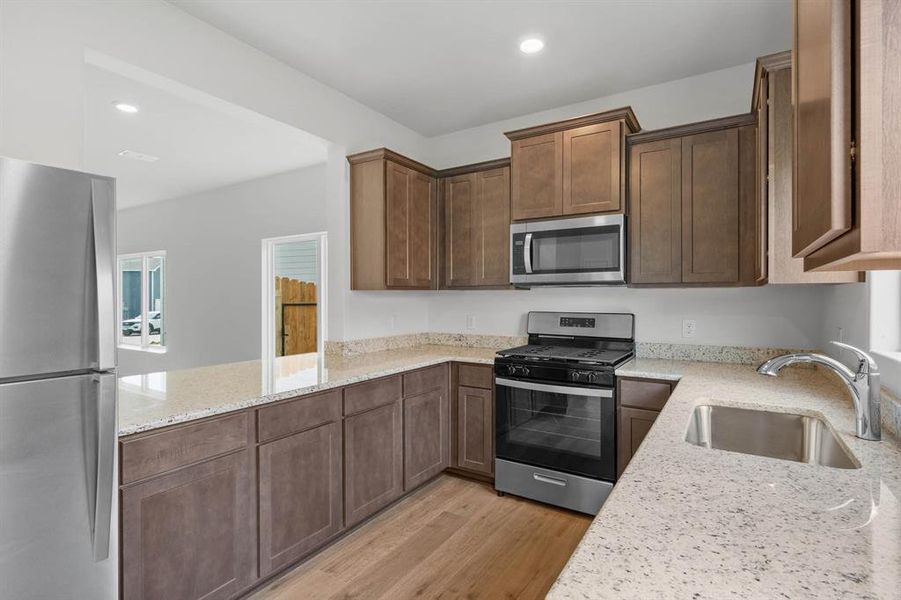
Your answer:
549;362;901;600
118;345;496;436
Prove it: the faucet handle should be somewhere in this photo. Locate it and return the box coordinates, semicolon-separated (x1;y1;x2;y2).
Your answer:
829;341;879;374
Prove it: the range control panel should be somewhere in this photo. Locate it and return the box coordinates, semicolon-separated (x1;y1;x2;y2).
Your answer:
560;316;596;329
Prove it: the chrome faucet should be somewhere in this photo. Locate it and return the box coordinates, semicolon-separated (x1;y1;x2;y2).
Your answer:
757;342;881;441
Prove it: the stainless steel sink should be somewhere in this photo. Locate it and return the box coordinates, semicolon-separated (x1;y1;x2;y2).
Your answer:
685;405;859;469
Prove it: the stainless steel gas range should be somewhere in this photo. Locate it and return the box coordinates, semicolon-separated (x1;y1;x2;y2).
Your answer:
494;312;635;515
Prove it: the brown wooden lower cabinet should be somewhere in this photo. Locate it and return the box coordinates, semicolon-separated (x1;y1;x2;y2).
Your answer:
616;377;675;476
344;399;404;527
454;385;493;476
119;363;494;600
404;387;449;490
258;421;343;577
120;450;256;600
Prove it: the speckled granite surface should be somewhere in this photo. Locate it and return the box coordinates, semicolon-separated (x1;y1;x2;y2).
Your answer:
118;345;497;436
549;362;901;600
325;332;526;356
635;342;806;364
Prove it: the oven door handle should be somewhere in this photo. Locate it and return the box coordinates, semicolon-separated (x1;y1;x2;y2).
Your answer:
495;377;613;398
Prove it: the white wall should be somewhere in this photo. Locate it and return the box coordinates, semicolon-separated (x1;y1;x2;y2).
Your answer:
429;286;826;349
116;166;327;375
415;61;833;351
424;63;756;168
1;1;836;355
0;0;433;351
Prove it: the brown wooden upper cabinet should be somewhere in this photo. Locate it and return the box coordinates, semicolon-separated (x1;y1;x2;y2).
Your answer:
506;108;640;221
628;115;761;286
348;149;438;290
752;51;861;284
441;160;511;288
792;0;901;271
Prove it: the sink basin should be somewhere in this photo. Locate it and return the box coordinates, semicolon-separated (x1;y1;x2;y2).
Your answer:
685;405;859;469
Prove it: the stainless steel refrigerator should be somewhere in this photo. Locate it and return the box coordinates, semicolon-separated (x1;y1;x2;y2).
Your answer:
0;157;118;599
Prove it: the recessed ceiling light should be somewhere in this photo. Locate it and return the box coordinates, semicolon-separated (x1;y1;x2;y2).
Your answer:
113;102;139;114
519;38;545;54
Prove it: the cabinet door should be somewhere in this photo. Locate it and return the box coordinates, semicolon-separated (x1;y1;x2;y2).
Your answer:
344;401;404;527
617;406;659;477
755;79;769;284
681;129;740;284
511;132;563;220
792;0;852;257
444;173;476;287
386;161;435;288
454;385;493;475
563;121;622;215
475;166;511;286
404;388;449;490
629;139;682;284
258;421;342;577
121;451;255;600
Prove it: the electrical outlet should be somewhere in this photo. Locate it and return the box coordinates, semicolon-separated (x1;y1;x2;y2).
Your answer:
389;314;397;331
837;327;845;343
682;319;697;339
466;315;476;330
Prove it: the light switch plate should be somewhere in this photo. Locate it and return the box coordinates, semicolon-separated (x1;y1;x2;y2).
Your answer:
466;315;476;330
682;319;697;338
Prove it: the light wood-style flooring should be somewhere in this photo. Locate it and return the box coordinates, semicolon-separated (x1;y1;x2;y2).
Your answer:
248;475;591;600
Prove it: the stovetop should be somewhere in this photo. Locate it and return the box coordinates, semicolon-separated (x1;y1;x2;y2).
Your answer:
496;343;634;366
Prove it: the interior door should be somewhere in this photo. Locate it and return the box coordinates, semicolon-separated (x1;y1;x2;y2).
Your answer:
0;373;118;600
0;158;116;378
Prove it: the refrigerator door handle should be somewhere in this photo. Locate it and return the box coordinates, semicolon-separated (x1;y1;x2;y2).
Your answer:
91;373;117;562
91;179;116;371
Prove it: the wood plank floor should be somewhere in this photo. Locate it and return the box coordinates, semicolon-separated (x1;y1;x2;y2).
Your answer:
248;475;591;600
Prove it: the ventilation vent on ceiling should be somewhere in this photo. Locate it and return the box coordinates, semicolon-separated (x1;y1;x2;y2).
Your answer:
118;149;159;163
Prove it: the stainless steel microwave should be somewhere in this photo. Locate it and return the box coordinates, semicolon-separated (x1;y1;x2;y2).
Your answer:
510;214;626;286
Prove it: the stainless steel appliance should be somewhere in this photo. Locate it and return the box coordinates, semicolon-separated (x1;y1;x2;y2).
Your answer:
510;214;625;286
494;312;634;515
0;157;118;599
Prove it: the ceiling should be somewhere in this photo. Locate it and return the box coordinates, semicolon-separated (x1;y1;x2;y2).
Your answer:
169;0;791;136
84;65;328;209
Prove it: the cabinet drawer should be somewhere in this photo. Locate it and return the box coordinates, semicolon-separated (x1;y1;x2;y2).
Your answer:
618;378;673;412
344;375;402;416
457;363;493;390
258;389;342;443
403;364;447;397
121;412;250;485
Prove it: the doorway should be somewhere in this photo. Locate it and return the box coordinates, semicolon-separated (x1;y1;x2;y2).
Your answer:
262;233;327;363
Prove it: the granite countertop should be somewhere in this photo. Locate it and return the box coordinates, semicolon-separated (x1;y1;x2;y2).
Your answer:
550;361;901;600
117;345;497;436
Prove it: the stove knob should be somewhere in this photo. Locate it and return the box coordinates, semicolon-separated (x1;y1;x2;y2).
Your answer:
519;366;531;377
571;371;584;382
586;372;598;384
505;364;517;376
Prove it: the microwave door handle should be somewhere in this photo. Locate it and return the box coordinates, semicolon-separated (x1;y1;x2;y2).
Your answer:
524;233;533;274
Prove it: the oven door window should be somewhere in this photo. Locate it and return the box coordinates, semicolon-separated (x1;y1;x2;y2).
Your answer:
530;225;620;274
495;380;616;481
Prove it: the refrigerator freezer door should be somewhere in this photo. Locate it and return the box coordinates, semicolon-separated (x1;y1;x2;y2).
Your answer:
0;158;116;379
0;373;118;599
